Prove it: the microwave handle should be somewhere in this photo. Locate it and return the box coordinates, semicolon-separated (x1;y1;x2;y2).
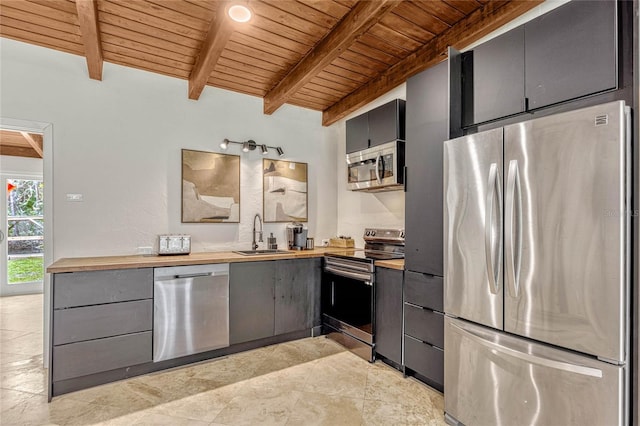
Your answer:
375;154;382;183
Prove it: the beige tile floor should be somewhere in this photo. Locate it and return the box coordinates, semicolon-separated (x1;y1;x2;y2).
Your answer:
0;294;446;425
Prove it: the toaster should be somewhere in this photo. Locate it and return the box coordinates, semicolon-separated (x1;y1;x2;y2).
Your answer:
158;234;191;255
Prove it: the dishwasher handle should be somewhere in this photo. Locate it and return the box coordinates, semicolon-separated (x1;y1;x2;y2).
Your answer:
175;272;214;279
155;271;227;281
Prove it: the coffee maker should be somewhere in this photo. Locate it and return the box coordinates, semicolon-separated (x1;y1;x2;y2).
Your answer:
286;222;308;250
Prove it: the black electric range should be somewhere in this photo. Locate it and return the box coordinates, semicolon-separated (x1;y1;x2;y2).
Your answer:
321;228;404;362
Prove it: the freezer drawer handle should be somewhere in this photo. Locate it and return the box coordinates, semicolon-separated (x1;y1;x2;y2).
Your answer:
505;159;522;298
484;162;502;295
450;322;603;378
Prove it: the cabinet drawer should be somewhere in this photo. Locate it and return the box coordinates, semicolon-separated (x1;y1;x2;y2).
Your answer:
54;300;152;345
404;271;443;311
54;269;153;308
52;331;152;382
404;335;444;388
404;303;444;347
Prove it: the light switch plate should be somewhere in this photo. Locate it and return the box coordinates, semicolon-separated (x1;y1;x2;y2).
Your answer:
66;193;84;202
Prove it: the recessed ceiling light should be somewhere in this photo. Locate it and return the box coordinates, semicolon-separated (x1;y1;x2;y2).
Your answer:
228;5;252;23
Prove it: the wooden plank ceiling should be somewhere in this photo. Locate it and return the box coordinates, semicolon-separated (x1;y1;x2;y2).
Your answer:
0;130;44;158
0;0;542;126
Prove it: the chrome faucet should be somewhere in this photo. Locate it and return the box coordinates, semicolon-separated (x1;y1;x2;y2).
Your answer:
252;213;263;250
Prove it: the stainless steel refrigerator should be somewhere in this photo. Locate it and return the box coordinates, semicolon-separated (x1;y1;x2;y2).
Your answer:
443;101;630;425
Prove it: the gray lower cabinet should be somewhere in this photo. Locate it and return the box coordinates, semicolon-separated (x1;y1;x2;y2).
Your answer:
275;258;320;335
53;299;152;345
53;268;153;308
229;258;321;345
50;268;153;394
229;261;276;345
403;271;444;391
53;332;152;381
374;267;403;366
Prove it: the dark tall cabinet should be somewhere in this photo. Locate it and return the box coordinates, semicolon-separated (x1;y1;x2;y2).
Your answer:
403;59;450;391
405;60;449;277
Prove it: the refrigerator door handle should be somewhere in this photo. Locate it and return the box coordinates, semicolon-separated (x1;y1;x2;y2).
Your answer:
505;159;522;298
484;163;502;295
450;322;603;378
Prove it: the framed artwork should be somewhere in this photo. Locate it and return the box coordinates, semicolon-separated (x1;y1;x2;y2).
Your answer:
182;149;240;223
263;159;308;223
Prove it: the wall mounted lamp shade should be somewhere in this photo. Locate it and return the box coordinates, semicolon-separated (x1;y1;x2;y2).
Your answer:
221;139;284;157
228;4;252;23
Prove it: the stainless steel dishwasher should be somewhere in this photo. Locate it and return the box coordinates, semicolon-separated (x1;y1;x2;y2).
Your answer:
153;263;229;362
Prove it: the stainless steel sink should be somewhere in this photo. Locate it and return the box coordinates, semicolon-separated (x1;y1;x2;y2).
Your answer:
233;249;290;255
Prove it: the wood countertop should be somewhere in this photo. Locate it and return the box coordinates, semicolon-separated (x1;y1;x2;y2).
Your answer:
374;259;404;271
47;247;363;273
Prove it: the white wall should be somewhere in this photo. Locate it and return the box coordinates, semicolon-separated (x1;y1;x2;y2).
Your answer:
0;155;43;175
0;39;337;258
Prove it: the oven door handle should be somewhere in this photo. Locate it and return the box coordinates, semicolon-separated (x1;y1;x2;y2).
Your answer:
324;265;373;285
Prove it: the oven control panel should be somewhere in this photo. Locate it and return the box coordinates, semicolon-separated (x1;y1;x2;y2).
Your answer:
363;228;405;243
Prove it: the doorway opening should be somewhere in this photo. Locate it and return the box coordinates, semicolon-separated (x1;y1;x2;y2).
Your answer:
0;118;53;368
1;130;44;296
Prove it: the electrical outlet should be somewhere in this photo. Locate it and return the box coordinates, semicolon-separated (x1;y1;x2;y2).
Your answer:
137;246;153;256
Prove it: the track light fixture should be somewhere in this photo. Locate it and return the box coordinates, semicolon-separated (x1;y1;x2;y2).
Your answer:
220;139;285;157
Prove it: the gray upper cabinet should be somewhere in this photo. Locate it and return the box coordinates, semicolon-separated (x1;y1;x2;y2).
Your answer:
524;0;617;110
345;113;369;153
368;99;405;147
229;261;276;345
464;27;525;126
274;258;320;335
345;99;405;153
463;1;617;126
405;61;448;277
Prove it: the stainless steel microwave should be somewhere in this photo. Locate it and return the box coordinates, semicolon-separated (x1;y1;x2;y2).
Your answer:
346;140;405;192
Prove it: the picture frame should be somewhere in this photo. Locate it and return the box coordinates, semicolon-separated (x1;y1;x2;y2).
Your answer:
263;159;308;223
181;149;240;223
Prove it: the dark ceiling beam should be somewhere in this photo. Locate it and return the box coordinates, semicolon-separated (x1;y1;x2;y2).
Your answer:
75;0;103;80
263;0;402;115
0;145;41;159
188;1;235;100
322;0;544;126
